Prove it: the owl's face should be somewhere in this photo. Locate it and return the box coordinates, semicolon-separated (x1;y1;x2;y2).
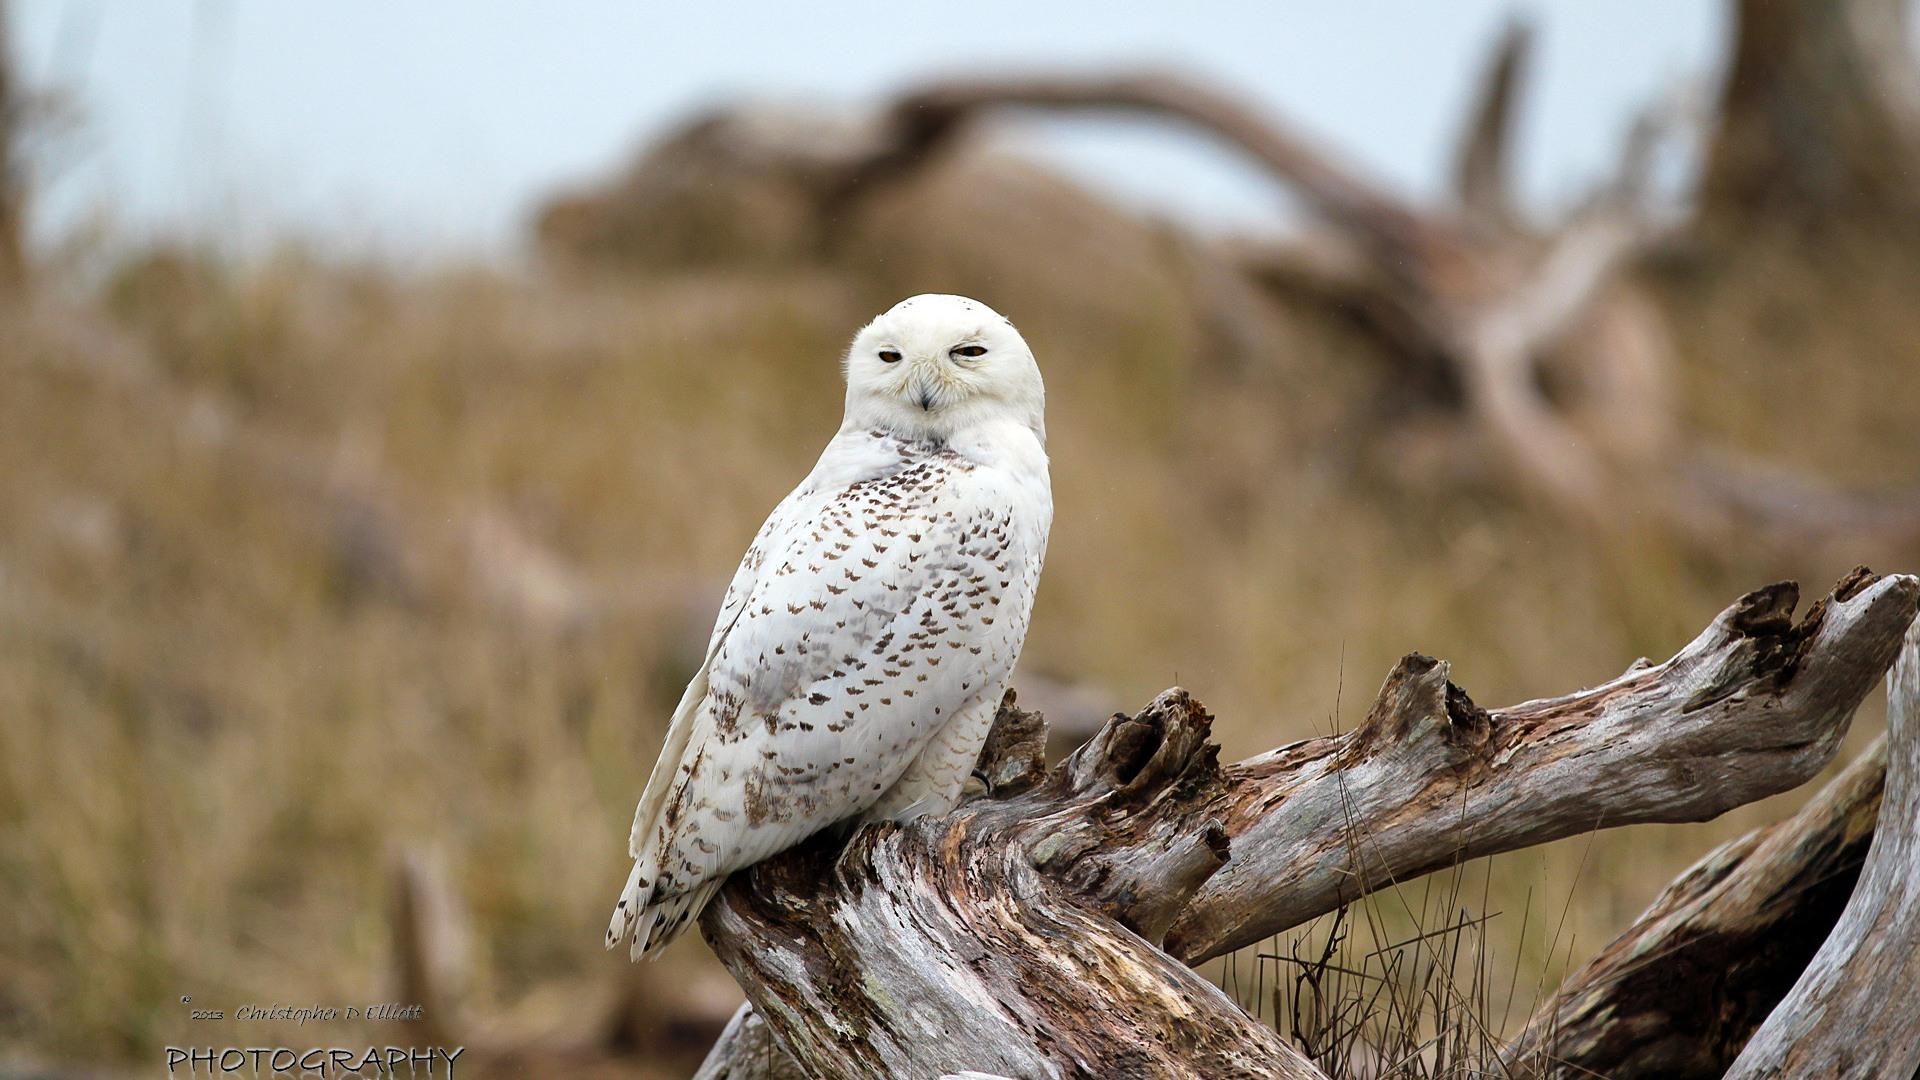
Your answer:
842;294;1045;444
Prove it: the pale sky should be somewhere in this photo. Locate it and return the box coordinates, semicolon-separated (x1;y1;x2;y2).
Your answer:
10;1;1726;259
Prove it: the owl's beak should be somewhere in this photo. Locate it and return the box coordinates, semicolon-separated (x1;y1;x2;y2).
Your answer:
908;369;937;411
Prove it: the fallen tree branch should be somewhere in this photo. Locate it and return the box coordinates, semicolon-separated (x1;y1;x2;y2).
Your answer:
822;67;1696;536
545;53;1920;555
1676;448;1920;552
1726;609;1920;1077
1505;737;1886;1077
825;72;1454;282
1165;568;1917;963
695;571;1918;1078
547;60;1920;554
1451;18;1532;232
864;68;1920;552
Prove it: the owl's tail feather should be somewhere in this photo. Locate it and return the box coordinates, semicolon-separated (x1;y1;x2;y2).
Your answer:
606;863;723;961
605;861;652;951
635;879;725;961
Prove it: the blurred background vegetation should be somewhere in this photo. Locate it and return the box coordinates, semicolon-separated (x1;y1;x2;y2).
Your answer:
2;1;1918;1076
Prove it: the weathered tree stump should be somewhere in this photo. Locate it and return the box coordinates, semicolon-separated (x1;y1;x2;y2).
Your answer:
702;691;1316;1080
691;570;1920;1079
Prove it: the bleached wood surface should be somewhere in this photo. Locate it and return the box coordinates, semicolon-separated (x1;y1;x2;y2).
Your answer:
1505;737;1886;1077
693;571;1918;1079
1725;612;1920;1078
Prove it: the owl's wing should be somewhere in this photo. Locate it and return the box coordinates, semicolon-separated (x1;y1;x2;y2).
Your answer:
617;469;844;871
701;485;810;655
614;493;797;875
610;453;1039;957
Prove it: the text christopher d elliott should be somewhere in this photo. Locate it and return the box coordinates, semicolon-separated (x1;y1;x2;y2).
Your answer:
164;1047;464;1077
185;1003;425;1023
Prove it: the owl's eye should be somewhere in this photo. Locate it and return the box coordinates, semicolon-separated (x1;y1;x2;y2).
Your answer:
879;349;903;364
951;345;988;360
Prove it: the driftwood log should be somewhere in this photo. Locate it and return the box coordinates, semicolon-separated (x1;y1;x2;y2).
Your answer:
691;569;1919;1079
823;61;1920;553
1505;737;1885;1076
1725;613;1920;1078
544;30;1920;554
1513;598;1920;1080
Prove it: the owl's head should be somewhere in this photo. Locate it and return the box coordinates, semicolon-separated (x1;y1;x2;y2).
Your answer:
842;294;1045;445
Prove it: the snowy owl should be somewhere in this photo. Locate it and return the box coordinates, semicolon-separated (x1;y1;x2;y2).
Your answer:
608;294;1053;959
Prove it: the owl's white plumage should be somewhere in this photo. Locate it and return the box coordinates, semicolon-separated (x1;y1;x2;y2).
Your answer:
609;294;1053;958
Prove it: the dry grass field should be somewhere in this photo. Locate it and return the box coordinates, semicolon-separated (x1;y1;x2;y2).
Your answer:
2;133;1918;1073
